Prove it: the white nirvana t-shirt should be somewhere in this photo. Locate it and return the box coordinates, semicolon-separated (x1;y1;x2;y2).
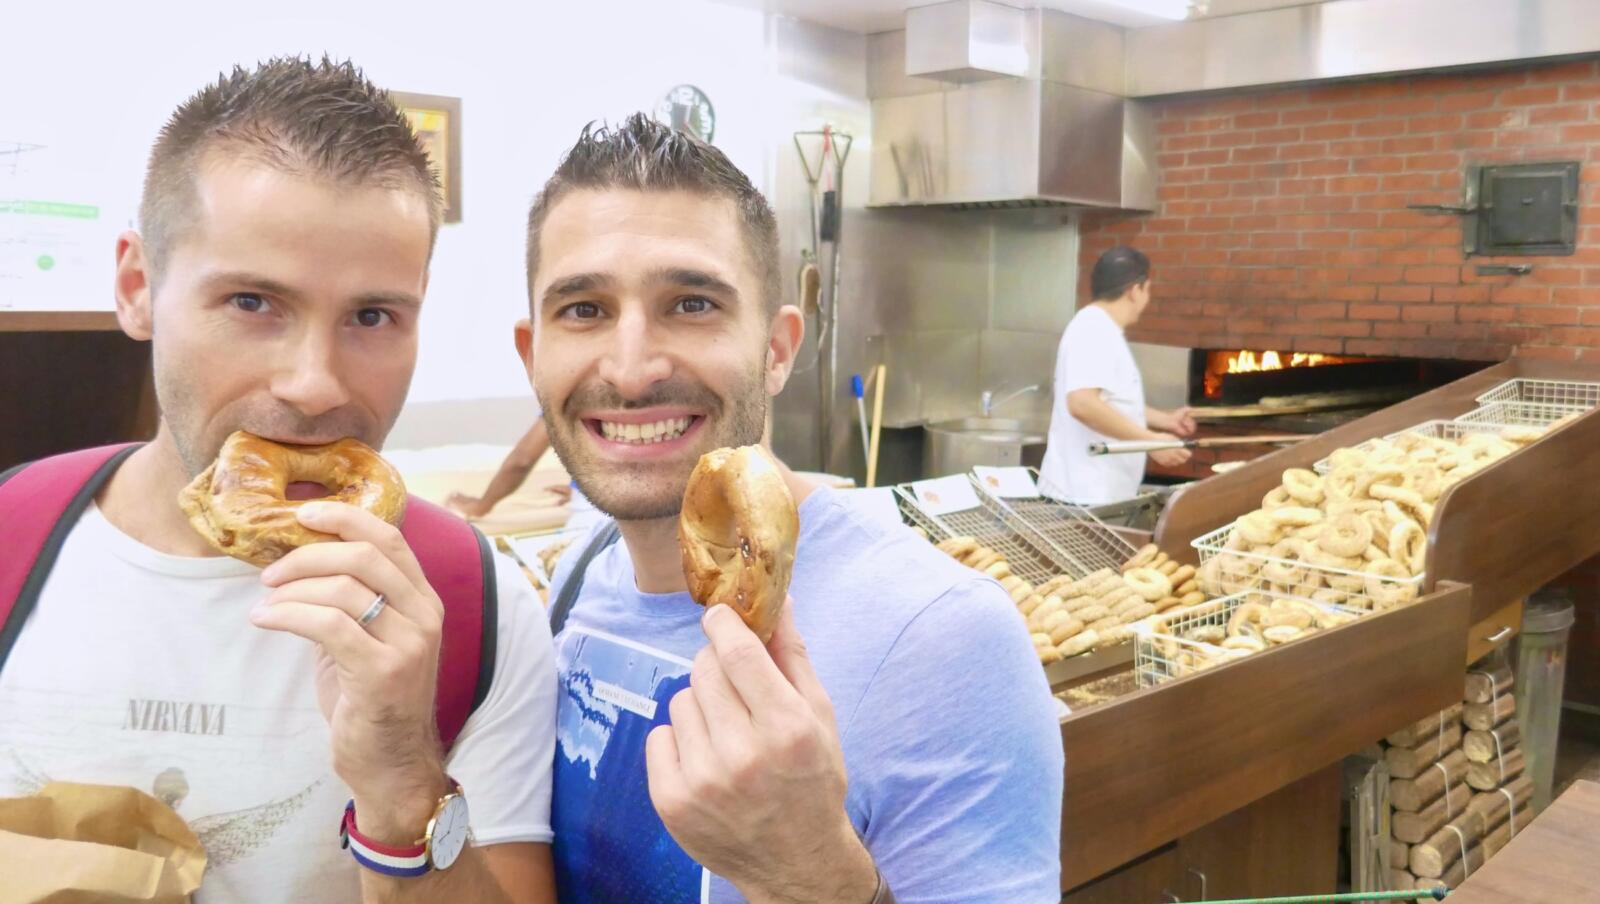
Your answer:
0;504;556;903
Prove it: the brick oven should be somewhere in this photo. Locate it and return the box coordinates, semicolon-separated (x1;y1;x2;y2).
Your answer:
1078;50;1600;727
1076;56;1600;479
1148;348;1492;480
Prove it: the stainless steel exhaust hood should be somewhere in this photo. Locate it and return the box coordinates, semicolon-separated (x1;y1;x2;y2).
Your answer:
868;3;1156;211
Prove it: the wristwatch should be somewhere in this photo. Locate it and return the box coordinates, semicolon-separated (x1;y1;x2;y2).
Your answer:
339;781;471;878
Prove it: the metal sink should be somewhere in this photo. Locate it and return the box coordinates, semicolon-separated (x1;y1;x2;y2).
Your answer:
922;417;1048;476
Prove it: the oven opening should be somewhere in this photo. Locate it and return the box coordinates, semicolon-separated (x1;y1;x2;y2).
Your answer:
1189;349;1493;412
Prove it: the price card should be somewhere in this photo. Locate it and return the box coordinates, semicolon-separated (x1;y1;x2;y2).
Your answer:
909;475;981;515
972;466;1039;499
838;487;906;533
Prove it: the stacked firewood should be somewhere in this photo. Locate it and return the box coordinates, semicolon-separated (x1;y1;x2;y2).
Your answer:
1385;664;1531;892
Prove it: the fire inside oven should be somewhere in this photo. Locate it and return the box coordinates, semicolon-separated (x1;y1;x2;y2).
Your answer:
1190;349;1494;409
1199;350;1374;401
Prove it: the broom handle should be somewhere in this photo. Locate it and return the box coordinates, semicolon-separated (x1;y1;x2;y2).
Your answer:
866;365;887;488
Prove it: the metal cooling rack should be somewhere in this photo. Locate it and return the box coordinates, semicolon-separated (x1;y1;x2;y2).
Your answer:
893;484;1062;585
971;469;1139;579
1475;378;1600;408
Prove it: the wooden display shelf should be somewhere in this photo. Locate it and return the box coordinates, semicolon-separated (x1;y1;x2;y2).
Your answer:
1054;359;1600;895
1057;580;1471;889
1065;765;1343;902
1467;597;1524;667
1154;358;1600;625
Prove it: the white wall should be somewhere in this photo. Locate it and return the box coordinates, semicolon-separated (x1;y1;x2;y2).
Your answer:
3;0;860;411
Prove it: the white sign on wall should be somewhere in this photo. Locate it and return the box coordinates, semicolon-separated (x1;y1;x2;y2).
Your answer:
0;133;123;313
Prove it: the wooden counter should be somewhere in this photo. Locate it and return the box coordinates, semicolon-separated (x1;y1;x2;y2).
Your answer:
1059;582;1471;889
1446;779;1600;903
1056;360;1600;896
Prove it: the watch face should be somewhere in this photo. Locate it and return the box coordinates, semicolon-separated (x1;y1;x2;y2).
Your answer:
428;794;471;870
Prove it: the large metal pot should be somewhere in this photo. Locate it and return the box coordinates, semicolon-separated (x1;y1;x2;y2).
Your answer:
921;417;1047;477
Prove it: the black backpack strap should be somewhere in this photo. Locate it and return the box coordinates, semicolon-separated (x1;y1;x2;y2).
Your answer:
0;462;26;488
471;526;498;714
548;521;621;637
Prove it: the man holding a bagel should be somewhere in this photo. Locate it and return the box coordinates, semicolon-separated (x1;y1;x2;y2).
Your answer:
0;58;557;903
524;115;1064;903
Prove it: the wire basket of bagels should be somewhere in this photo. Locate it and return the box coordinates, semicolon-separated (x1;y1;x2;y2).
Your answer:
1311;418;1535;476
920;529;1206;665
1451;400;1587;431
1193;459;1432;612
1473;377;1600;408
1133;591;1365;688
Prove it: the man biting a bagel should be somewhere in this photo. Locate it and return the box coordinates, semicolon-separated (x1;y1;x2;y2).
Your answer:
0;59;557;903
523;114;1064;903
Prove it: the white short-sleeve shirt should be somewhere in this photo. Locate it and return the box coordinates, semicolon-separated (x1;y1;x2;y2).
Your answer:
0;504;556;903
1038;305;1148;505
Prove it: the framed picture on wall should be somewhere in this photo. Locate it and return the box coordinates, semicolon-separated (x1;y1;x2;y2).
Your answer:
391;91;462;223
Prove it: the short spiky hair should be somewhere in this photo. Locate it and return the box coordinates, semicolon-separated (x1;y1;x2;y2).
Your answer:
525;113;780;316
139;56;440;278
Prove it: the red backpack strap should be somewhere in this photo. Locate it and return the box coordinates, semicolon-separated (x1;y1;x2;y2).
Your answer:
0;444;144;673
399;496;496;752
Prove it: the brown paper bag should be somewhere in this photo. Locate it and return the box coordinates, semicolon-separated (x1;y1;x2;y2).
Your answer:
0;782;206;904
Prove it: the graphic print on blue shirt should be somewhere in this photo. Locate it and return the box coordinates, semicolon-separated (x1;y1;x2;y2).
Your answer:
552;627;706;903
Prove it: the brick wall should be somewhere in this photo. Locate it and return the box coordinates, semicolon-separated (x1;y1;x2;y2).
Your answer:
1079;58;1600;361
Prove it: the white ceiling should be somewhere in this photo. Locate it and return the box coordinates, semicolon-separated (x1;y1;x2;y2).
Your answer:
715;0;1331;33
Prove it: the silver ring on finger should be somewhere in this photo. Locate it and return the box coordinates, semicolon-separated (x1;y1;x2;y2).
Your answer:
357;593;388;627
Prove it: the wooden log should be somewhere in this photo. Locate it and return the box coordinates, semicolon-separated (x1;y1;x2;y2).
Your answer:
1385;723;1463;779
1389;748;1471;811
1483;804;1532;859
1389;839;1410;871
1464;720;1521;765
1469;775;1534;827
1393;779;1472;843
1389;868;1416;891
1410;808;1488;878
1467;746;1526;791
1463;666;1513;704
1463;694;1516;731
1415;873;1453;892
1426;809;1523;886
1385;704;1463;747
1416;848;1474;890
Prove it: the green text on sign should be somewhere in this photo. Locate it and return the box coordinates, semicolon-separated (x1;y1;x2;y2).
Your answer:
0;200;100;219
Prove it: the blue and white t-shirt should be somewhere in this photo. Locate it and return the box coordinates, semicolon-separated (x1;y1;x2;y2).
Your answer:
549;485;1064;904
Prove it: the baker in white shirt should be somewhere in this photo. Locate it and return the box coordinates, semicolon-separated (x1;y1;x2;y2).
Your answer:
1038;246;1196;505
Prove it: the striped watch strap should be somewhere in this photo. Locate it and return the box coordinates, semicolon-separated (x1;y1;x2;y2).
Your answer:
340;800;430;878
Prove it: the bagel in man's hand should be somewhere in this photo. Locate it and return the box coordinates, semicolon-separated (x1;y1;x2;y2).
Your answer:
179;431;406;568
679;445;800;643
